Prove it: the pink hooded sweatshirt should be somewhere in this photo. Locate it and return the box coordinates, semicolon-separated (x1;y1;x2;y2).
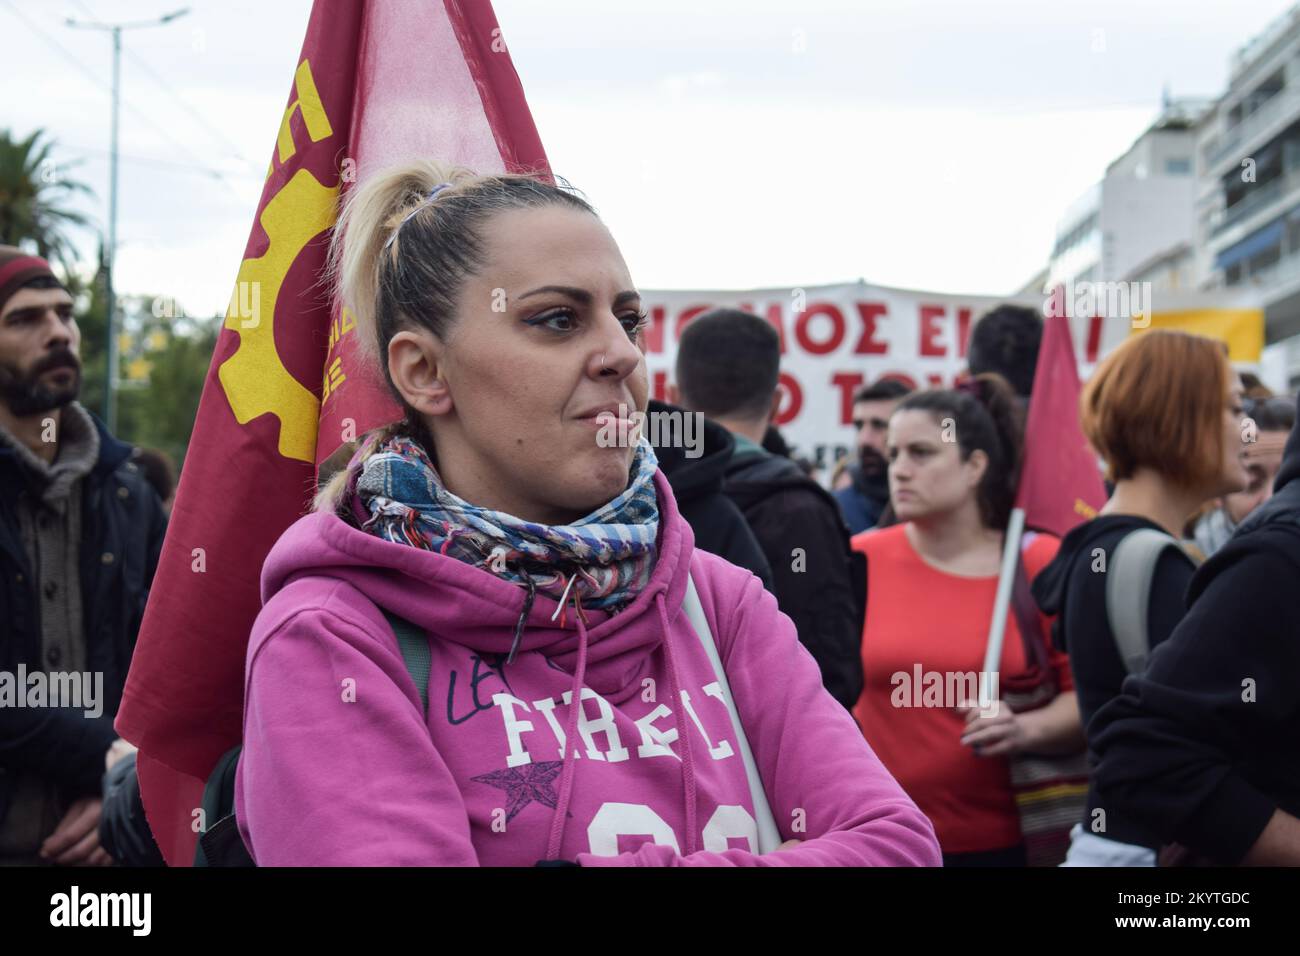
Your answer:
234;468;940;866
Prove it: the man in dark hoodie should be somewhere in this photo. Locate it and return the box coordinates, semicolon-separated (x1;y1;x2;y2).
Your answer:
673;309;863;709
1088;392;1300;865
645;398;773;591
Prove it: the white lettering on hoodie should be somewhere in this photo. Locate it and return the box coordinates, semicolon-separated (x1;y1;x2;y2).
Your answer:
491;684;734;767
561;688;631;762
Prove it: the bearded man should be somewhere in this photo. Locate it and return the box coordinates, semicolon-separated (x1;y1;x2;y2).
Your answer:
0;247;166;865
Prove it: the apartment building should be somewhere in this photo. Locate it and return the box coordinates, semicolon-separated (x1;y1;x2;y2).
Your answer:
1198;4;1300;385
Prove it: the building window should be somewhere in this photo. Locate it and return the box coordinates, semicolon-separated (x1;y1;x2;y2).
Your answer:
1165;157;1192;176
1051;212;1099;258
1248;244;1282;281
1287;216;1300;256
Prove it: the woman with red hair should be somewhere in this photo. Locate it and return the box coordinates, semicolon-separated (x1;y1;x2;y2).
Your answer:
1033;330;1250;865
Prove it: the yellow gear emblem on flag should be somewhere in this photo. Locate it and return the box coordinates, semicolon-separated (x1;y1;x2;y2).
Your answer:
217;168;338;464
218;57;339;465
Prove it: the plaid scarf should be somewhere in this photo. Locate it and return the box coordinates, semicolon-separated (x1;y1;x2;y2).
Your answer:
355;432;660;613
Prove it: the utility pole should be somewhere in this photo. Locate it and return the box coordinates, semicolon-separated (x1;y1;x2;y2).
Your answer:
66;8;189;433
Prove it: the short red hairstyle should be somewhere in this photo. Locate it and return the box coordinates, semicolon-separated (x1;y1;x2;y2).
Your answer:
1080;330;1231;490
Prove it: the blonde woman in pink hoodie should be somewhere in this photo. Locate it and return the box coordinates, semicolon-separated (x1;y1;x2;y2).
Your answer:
233;161;940;866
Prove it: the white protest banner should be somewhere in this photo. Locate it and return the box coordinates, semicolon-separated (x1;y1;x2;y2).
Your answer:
640;280;1262;476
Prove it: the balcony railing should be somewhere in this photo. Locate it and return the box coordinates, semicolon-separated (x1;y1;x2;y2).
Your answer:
1228;6;1300;83
1233;240;1300;290
1214;167;1300;236
1204;87;1300;171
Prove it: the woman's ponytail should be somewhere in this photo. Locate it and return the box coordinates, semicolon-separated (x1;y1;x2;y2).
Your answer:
968;372;1023;528
327;159;476;368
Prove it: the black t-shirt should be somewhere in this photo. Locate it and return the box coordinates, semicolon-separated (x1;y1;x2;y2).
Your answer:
1032;514;1197;846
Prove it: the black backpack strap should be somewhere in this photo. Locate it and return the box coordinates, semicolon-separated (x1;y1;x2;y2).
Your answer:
197;812;255;867
382;607;431;718
194;744;252;867
194;607;431;867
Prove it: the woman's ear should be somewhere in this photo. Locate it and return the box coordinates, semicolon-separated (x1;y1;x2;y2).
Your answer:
388;329;453;416
964;447;989;489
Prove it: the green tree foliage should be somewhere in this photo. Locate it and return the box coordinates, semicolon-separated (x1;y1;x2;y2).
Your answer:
116;307;219;470
73;257;218;470
0;127;217;471
0;128;92;270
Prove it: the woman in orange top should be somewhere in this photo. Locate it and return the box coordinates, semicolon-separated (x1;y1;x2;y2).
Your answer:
851;374;1084;866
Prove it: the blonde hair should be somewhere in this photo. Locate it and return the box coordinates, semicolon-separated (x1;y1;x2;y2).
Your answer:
316;160;596;514
312;425;396;515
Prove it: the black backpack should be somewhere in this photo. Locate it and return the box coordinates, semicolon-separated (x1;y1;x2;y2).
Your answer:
194;608;429;866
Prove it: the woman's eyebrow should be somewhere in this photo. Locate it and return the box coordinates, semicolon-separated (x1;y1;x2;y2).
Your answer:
516;285;640;306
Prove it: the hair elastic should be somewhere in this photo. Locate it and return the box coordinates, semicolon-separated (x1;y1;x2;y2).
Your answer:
383;182;453;251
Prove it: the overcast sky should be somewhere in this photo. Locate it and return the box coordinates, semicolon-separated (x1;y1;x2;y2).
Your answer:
3;0;1296;317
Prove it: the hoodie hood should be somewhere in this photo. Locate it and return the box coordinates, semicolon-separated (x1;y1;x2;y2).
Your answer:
260;467;693;701
1031;515;1165;619
723;445;841;516
646;399;735;505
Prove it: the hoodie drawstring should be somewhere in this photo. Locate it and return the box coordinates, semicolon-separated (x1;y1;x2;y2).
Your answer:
541;581;698;860
507;570;536;666
544;594;590;861
656;592;699;855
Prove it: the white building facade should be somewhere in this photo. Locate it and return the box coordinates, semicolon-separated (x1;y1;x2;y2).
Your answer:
1047;100;1207;295
1198;5;1300;387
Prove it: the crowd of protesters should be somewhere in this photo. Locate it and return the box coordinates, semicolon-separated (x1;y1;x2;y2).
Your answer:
2;162;1299;868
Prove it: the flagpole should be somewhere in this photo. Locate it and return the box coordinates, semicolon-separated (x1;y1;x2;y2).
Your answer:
982;506;1026;679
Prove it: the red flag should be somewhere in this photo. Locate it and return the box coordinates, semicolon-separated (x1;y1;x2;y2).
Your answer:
1014;301;1108;538
115;0;551;865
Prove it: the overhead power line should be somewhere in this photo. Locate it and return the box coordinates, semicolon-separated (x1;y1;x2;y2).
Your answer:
1;0;241;196
69;0;258;172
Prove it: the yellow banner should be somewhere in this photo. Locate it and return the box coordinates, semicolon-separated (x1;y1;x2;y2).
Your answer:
1134;308;1265;363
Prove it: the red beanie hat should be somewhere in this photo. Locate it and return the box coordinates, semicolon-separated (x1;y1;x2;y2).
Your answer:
0;245;60;315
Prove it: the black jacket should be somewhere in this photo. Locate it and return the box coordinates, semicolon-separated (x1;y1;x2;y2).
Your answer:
1032;515;1196;848
724;446;864;709
0;409;167;826
648;401;773;592
1090;399;1300;863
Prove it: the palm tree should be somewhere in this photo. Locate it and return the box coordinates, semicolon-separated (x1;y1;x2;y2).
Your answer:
0;128;94;270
